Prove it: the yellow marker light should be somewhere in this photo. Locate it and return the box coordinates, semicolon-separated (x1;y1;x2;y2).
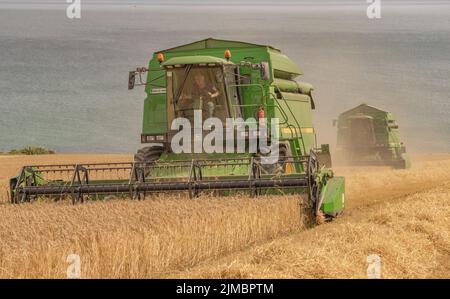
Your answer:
156;53;165;63
224;49;231;61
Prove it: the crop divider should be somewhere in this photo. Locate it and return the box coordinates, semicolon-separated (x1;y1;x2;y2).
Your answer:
70;165;89;204
188;160;203;198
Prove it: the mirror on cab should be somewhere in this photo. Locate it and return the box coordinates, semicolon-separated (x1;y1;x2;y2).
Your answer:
128;71;136;90
260;62;270;81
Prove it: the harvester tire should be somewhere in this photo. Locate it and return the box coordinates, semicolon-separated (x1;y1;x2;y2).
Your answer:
396;153;411;169
393;157;410;169
134;146;164;176
259;145;288;175
134;146;164;162
9;177;17;204
315;210;326;225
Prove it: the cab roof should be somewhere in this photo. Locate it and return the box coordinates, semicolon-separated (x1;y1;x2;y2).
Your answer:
157;37;280;53
339;104;395;121
155;38;303;78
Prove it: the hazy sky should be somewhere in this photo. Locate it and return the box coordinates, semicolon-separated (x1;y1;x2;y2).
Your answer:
1;0;449;152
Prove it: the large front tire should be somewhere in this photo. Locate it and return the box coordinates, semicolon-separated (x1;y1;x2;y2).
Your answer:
134;146;164;163
259;145;288;175
134;146;164;177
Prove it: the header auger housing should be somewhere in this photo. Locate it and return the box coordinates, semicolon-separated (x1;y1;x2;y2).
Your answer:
10;38;345;222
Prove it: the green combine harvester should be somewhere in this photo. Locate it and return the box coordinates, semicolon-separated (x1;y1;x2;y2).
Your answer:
10;38;345;221
334;103;411;169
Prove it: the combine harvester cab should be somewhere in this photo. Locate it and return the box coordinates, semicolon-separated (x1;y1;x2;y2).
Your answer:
10;38;345;222
334;103;411;169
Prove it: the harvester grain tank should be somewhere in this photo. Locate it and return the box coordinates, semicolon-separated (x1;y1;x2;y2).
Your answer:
10;38;345;221
334;103;410;168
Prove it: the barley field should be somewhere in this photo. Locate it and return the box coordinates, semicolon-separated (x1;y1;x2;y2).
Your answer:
0;154;449;278
177;184;450;278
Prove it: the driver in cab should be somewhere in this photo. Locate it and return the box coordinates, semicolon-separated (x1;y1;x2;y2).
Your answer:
178;72;220;114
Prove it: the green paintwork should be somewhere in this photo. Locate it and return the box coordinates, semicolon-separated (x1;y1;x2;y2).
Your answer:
320;176;345;217
336;103;410;168
158;152;252;177
272;78;313;94
268;51;303;78
9;168;47;201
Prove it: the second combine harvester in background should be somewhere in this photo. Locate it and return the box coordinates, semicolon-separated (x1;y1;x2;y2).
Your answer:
334;103;411;169
10;38;345;222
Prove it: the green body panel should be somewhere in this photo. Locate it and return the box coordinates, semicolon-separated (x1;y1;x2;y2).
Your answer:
143;57;167;134
158;152;252;177
272;78;313;94
275;92;315;150
320;176;345;216
159;152;251;162
336;104;410;168
268;51;303;78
